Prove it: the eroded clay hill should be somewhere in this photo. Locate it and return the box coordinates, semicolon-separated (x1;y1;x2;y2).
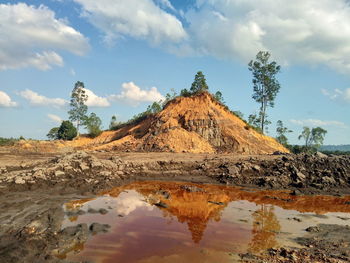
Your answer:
76;92;288;154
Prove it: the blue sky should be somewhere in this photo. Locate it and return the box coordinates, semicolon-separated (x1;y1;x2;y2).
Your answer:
0;0;349;145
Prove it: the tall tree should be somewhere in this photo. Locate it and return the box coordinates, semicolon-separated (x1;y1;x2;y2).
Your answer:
298;126;327;150
248;51;281;134
190;71;209;94
275;120;292;146
68;81;88;135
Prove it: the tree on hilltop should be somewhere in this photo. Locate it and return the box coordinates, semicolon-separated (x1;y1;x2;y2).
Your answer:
190;71;209;94
249;51;281;134
68;81;88;135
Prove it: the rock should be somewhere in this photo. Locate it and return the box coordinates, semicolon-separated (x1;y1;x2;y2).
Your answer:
89;223;110;234
291;171;306;182
315;152;328;158
322;176;336;185
110;156;121;163
252;165;261;172
64;166;74;172
208;201;225;205
54;171;65;177
99;208;108;215
87;208;99;214
100;171;112;176
154;201;168;208
305;226;320;232
91;161;102;169
61;223;88;237
79;163;89;171
290;189;301;196
15;177;25;184
180;185;204;192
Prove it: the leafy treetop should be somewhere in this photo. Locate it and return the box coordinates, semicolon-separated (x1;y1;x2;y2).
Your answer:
248;51;281;134
68;81;88;134
190;71;209;94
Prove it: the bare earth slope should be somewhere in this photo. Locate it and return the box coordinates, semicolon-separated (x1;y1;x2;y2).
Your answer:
73;92;288;154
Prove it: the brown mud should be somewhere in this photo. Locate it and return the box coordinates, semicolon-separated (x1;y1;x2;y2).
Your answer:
0;149;350;262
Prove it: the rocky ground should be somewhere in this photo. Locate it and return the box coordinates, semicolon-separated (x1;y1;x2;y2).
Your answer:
0;148;350;262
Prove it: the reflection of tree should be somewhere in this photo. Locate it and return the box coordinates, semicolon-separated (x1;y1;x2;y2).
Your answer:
249;205;281;253
137;187;229;244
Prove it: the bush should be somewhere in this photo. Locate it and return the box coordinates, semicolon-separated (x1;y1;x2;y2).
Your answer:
47;127;59;140
57;121;77;140
0;137;19;146
83;113;102;138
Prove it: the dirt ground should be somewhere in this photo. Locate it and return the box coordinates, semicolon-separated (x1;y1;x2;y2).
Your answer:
0;148;350;262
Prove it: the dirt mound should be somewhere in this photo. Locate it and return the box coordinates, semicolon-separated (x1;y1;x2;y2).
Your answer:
77;92;288;154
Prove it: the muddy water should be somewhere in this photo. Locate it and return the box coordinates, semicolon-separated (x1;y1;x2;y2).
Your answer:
60;181;350;263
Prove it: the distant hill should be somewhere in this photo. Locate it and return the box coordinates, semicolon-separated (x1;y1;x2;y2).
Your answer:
320;145;350;152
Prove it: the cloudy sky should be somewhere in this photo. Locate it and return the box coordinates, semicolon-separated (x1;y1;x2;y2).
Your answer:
1;0;349;145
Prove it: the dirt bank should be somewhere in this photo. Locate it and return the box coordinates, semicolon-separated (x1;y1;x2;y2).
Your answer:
1;150;349;195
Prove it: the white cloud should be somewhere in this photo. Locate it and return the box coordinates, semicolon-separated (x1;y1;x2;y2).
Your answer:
73;0;187;46
109;82;165;106
0;91;18;108
0;3;89;70
83;88;110;107
70;68;76;76
290;119;347;128
154;0;175;11
47;114;62;124
322;88;350;103
175;0;350;73
19;89;67;108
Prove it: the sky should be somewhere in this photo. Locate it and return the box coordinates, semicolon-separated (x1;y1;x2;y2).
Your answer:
0;0;349;145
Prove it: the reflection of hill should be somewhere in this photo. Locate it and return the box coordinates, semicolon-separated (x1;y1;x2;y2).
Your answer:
104;181;350;214
136;185;231;243
65;181;350;244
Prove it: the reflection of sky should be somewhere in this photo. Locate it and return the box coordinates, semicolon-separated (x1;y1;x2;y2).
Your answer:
111;191;154;216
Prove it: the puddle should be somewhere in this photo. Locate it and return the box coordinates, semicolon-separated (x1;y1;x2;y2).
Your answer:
60;181;350;263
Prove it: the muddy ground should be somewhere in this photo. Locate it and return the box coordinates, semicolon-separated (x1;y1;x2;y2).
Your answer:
0;148;350;262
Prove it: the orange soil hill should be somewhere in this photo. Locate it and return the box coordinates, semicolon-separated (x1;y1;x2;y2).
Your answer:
74;92;288;154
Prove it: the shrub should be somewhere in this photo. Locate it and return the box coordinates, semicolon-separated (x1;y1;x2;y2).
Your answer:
57;121;77;140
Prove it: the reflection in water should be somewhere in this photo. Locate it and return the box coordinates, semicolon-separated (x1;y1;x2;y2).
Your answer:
61;181;350;263
249;205;281;253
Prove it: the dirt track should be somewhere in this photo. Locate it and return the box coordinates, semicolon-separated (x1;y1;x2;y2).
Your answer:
0;149;350;262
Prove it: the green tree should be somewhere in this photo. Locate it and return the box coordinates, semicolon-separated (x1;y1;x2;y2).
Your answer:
190;71;209;94
109;115;118;130
68;81;88;135
214;91;225;104
276;120;292;146
47;127;59;140
298;126;327;151
146;101;162;114
248;51;281;134
83;112;103;138
162;88;177;108
180;88;192;97
57;121;77;140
